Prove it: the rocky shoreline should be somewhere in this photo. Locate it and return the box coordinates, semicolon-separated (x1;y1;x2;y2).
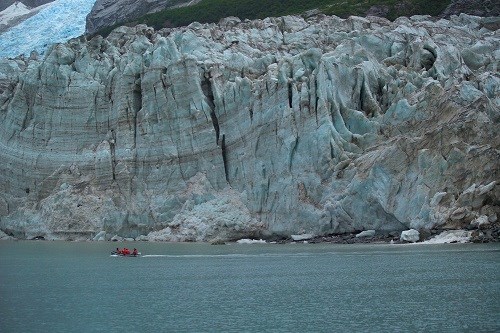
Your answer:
261;223;500;245
304;228;500;245
2;224;498;245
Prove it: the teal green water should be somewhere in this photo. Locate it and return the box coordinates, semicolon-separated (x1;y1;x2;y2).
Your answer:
0;241;499;332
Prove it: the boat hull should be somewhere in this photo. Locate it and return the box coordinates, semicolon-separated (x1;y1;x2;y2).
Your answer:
110;251;141;257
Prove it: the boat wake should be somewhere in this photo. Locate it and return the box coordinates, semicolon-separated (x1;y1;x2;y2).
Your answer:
142;254;263;258
140;252;330;258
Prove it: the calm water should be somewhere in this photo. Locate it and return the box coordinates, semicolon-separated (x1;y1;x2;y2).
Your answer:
0;241;499;332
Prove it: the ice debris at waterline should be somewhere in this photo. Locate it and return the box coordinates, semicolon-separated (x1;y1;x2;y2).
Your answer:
401;229;420;243
236;239;267;244
0;14;499;242
421;230;471;244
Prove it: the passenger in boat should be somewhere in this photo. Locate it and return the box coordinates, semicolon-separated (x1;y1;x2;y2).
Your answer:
123;248;130;255
132;248;138;255
116;247;121;254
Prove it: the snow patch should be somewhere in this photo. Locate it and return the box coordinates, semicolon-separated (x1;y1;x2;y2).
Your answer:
0;2;31;26
0;229;14;240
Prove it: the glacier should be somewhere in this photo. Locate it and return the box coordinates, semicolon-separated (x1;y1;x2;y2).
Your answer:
0;13;498;242
0;0;96;58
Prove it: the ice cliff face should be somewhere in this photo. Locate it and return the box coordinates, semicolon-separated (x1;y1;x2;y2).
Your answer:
0;14;498;241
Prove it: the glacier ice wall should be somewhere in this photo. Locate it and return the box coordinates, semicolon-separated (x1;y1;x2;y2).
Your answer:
0;14;498;241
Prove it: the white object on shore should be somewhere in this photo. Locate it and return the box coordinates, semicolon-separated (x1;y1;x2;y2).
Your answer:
236;238;266;244
401;229;420;243
356;230;376;238
291;234;314;241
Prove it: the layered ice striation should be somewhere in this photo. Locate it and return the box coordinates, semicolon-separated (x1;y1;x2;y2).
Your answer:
0;14;498;241
0;0;96;58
